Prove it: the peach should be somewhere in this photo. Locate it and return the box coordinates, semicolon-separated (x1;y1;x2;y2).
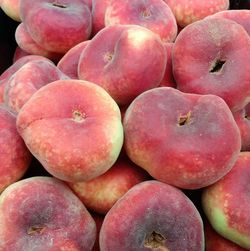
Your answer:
57;40;90;79
99;180;204;250
205;221;247;251
20;0;92;54
123;87;241;189
4;59;67;113
206;9;250;36
0;105;32;193
105;0;178;42
67;155;149;214
16;79;124;182
0;55;52;103
0;176;96;250
15;23;63;62
78;24;166;105
1;0;21;21
173;18;250;112
163;0;229;27
91;0;111;35
0;55;51;81
202;152;250;249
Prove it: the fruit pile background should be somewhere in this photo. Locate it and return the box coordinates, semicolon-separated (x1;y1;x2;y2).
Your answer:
0;0;250;250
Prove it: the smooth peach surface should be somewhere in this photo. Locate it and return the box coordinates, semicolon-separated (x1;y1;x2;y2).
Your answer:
202;152;250;250
4;59;67;113
0;55;51;81
124;87;241;189
105;0;177;42
57;40;90;79
0;176;96;250
20;0;92;53
99;180;204;250
78;24;166;105
164;0;229;27
207;9;250;35
16;79;124;182
0;105;32;193
67;155;149;214
0;55;52;103
173;18;250;112
15;23;63;62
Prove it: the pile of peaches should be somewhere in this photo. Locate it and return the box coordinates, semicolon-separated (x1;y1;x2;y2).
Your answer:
0;0;249;250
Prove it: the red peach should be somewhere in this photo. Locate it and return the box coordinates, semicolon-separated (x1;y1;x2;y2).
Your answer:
202;152;250;249
0;55;52;103
205;221;247;251
57;40;90;79
123;87;241;189
0;176;96;250
15;23;63;62
4;59;67;113
163;0;229;27
0;105;32;193
78;24;166;105
99;180;204;250
16;79;124;182
173;18;250;112
20;0;92;53
67;155;149;214
105;0;177;42
91;0;111;35
206;9;250;36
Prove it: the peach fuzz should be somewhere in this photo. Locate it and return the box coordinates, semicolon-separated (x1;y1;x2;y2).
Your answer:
202;152;250;250
0;176;96;250
105;0;177;42
4;59;67;114
0;55;52;103
206;9;250;36
16;79;124;182
123;87;241;189
57;40;90;79
67;155;149;214
0;105;32;193
20;0;92;54
173;18;250;112
99;180;204;250
78;24;167;105
15;23;63;62
163;0;229;27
